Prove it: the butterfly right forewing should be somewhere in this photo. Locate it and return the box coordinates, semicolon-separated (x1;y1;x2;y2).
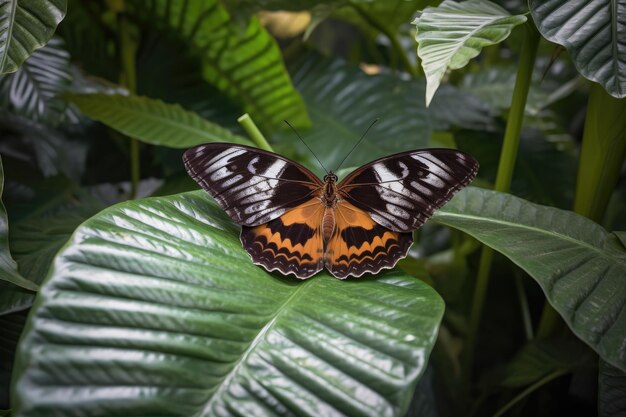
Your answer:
183;143;323;226
337;149;479;232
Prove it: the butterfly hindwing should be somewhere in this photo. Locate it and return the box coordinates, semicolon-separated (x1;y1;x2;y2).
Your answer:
326;201;413;278
337;149;479;232
183;143;323;226
240;200;325;279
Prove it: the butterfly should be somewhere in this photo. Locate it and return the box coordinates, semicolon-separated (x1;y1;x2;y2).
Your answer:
183;143;478;279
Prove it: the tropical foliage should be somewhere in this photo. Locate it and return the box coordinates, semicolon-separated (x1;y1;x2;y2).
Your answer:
1;0;625;416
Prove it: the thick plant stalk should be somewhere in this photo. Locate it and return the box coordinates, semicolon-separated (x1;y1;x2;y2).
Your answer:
537;83;626;338
238;113;274;152
573;84;626;223
119;12;140;198
463;21;540;380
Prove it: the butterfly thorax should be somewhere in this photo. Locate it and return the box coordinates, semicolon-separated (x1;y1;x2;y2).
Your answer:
322;172;339;207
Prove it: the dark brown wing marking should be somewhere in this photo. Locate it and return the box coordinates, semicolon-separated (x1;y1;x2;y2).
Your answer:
183;143;323;226
241;199;325;279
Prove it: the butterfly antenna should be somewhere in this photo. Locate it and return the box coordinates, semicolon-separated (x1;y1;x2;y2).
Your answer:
284;120;329;174
335;118;379;172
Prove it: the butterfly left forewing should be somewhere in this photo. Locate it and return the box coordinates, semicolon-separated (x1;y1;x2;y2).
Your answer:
326;201;413;278
337;149;478;232
183;143;323;226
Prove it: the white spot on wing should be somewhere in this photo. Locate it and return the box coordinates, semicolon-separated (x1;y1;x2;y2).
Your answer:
262;159;287;178
248;156;260;174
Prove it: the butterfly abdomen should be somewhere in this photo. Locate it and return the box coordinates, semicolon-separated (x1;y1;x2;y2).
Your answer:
322;207;335;243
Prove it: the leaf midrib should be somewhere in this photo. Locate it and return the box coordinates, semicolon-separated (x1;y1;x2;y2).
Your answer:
433;211;626;266
199;277;317;414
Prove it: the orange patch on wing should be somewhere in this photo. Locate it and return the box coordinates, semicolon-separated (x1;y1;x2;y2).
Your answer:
240;199;325;279
325;201;413;278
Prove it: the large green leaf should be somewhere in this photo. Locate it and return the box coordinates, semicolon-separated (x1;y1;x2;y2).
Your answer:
530;0;626;98
413;0;526;106
130;0;310;133
0;0;66;74
432;187;626;372
0;37;73;125
12;190;444;416
0;156;38;293
65;93;252;148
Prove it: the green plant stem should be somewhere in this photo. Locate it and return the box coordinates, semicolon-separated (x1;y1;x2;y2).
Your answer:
492;369;567;417
514;271;533;341
536;302;561;339
463;22;540;381
118;11;140;198
573;83;626;223
238;114;273;152
350;3;419;77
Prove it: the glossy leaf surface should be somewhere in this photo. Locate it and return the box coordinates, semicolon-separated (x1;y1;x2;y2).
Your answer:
66;93;251;148
0;0;66;74
530;0;626;98
413;0;526;105
13;190;444;417
433;187;626;372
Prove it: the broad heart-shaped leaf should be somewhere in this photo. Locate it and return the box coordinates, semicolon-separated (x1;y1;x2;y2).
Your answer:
129;0;310;133
12;190;444;417
432;187;626;372
0;0;66;74
0;37;73;125
530;0;626;98
413;0;527;106
0;156;38;295
65;93;251;148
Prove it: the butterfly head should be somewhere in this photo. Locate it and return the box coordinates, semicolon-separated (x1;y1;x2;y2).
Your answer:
323;172;338;183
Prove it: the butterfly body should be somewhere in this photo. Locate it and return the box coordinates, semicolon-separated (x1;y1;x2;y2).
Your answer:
184;143;478;279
